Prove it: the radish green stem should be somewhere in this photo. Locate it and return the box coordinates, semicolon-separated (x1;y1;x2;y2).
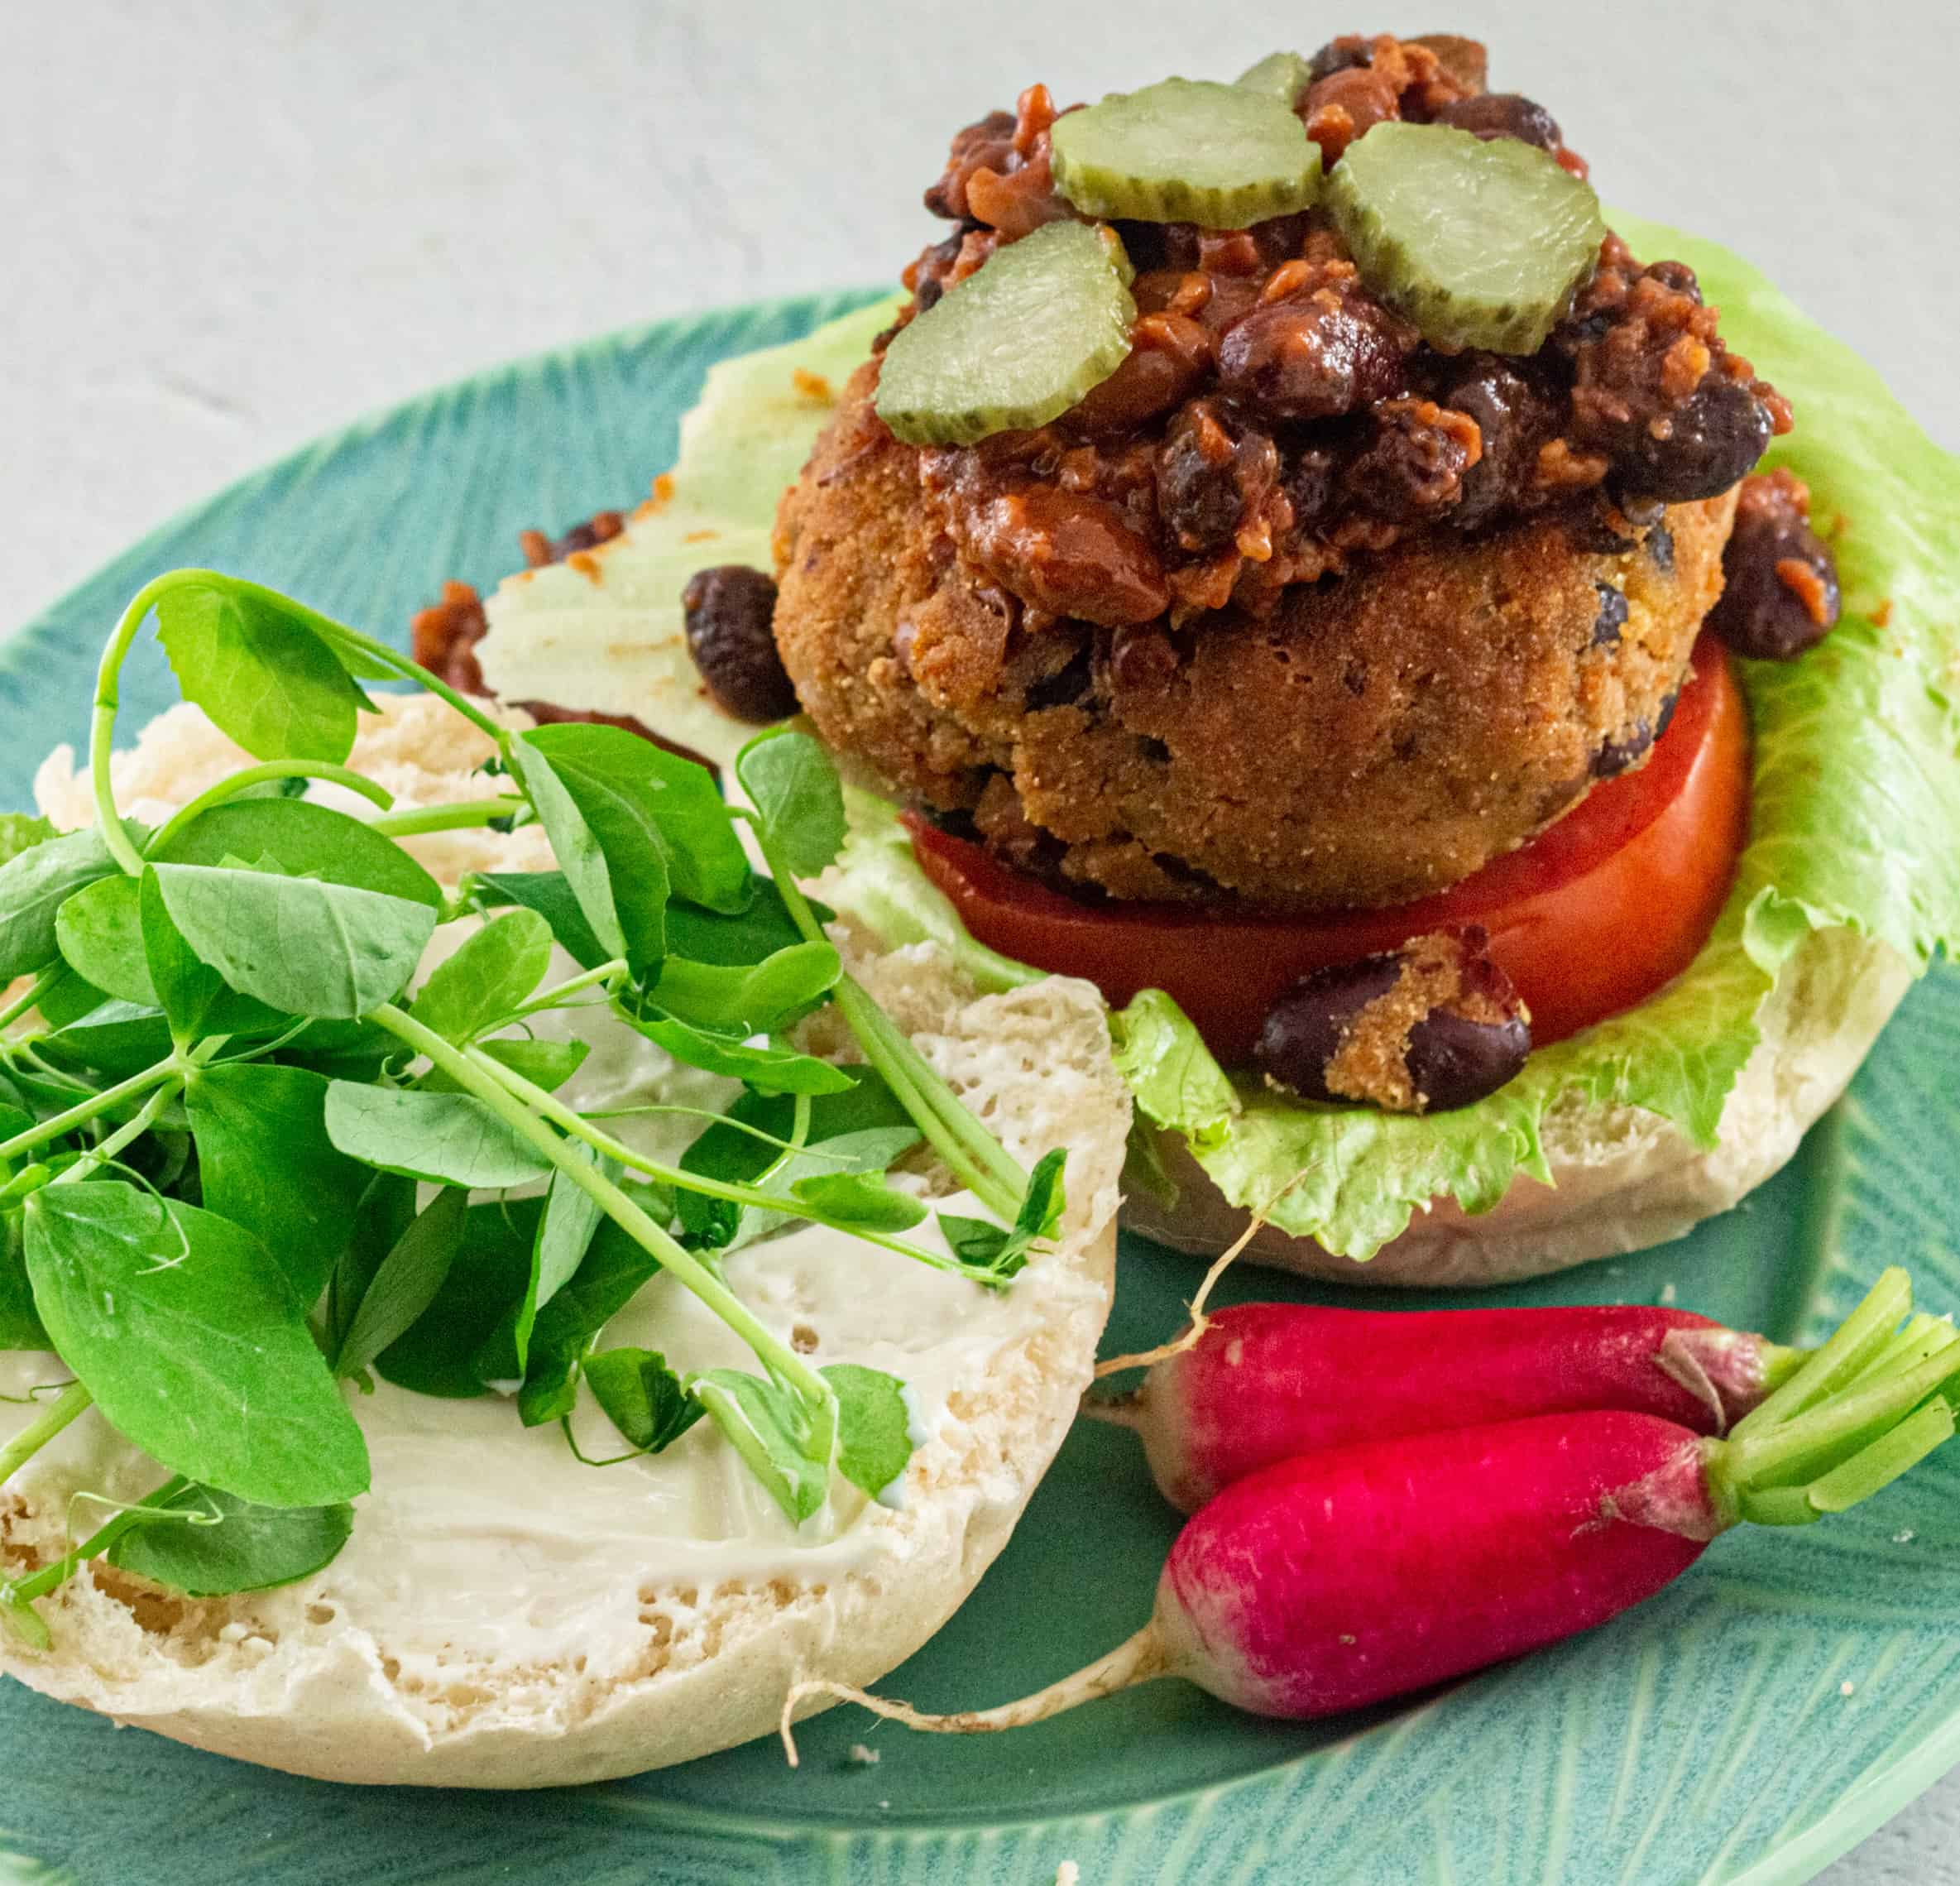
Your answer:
1730;1268;1912;1440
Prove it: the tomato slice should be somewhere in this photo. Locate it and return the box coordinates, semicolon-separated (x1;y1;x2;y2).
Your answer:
908;636;1750;1065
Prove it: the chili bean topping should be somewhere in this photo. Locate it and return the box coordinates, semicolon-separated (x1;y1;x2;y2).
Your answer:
894;34;1792;635
1707;468;1842;660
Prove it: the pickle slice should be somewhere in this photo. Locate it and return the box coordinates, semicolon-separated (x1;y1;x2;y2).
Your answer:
1235;50;1312;109
875;222;1137;446
1326;122;1604;354
1049;77;1322;225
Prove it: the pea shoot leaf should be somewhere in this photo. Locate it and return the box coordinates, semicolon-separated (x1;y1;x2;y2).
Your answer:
693;1368;827;1524
505;737;639;969
332;1185;467;1381
518;1213;669;1428
937;1147;1068;1280
149;797;441;909
621;1007;853;1095
522;721;751;914
152;861;436;1020
54;873;154;1005
0;823;137;983
35;998;176;1077
410;908;553;1045
374;1197;541;1399
421;1034;589;1096
106;1482;355;1597
0;1215;49;1350
323;1082;553;1189
582;1346;703;1456
22;1182;368;1507
472;1144;609;1386
823;1362;913;1501
153;578;369;764
0;813;55;868
735;728;847;879
650;938;840;1034
471;871;608;971
676;1070;918;1245
139;867;274;1039
187;1062;376;1304
665;881;819;966
791;1169;926;1232
326;1170;416;1361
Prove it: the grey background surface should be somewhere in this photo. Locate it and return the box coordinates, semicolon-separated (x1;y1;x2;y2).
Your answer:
2;2;1956;1878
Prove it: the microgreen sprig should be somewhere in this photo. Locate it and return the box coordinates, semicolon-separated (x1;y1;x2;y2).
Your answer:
0;568;1069;1639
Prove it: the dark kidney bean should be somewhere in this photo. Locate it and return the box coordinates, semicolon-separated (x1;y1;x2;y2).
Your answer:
1216;289;1414;422
1407;32;1488;91
1612;374;1773;502
1349;398;1481;521
1070;313;1212;436
1255;929;1530;1113
1643;259;1702;304
1432;93;1563;150
1708;473;1841;660
966;483;1170;626
1156;398;1280;552
1593;717;1655;778
1307;36;1372;79
1435;357;1551;530
1282;444;1340;532
1591;580;1628;646
681;564;798;723
1253;954;1402;1105
1405;1005;1531;1113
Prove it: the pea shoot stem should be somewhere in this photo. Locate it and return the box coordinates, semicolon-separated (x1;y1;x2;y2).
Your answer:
2;1474;190;1610
0;967;64;1038
369;797;526;839
370;1005;837;1447
144;761;394;857
0;1057;182;1166
463;1044;1006;1286
89;575;179;878
486;957;627;1028
0;1380;91;1487
741;818;1025;1220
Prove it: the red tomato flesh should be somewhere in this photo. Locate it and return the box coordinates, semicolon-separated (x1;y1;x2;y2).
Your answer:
908;636;1750;1065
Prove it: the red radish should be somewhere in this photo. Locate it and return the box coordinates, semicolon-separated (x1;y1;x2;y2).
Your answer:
783;1269;1958;1750
1093;1301;1804;1513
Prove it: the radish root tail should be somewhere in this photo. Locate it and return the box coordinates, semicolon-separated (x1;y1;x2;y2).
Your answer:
779;1626;1167;1766
1092;1162;1319;1382
1078;1389;1143;1428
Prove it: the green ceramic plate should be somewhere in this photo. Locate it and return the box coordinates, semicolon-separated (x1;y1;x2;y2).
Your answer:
2;289;1958;1886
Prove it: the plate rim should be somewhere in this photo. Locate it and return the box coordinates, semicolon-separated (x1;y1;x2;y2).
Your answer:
2;285;1956;1886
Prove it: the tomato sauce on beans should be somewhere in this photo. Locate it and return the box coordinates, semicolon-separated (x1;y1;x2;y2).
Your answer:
891;31;1794;637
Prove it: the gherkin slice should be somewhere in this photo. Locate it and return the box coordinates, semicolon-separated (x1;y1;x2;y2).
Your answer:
1049;78;1322;225
1235;50;1313;109
875;222;1137;447
1326;122;1605;354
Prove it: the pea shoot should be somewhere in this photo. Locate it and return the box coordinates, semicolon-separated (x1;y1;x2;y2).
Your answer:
0;569;1067;1642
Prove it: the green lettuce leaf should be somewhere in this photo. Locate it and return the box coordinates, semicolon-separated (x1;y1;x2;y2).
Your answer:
491;223;1960;1265
478;297;903;771
1097;213;1960;1258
